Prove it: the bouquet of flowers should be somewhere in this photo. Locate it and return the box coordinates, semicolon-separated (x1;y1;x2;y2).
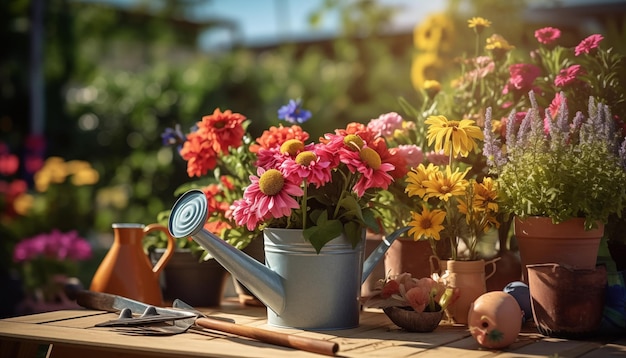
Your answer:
162;100;407;254
230;117;407;253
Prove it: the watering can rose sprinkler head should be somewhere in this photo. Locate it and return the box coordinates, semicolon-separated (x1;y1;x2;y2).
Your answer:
168;189;286;314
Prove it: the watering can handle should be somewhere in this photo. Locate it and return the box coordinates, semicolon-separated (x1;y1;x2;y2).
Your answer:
361;226;410;285
144;223;176;276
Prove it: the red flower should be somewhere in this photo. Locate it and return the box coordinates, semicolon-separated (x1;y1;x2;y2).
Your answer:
534;27;561;45
575;34;603;56
250;124;309;153
180;108;246;177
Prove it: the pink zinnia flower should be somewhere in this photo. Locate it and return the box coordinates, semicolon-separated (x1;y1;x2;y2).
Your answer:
279;146;333;188
554;64;583;87
231;198;262;231
575;34;603;56
340;146;394;197
548;92;564;121
534;27;561;45
367;112;404;139
242;167;303;220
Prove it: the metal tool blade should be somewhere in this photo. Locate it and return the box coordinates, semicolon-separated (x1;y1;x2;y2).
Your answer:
172;299;235;323
75;290;199;319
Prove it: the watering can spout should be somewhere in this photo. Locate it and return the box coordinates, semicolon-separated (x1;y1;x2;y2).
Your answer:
168;190;285;314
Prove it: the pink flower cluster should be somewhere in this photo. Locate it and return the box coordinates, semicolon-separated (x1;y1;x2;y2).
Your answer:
379;273;443;313
231;123;399;231
13;230;92;263
505;28;605;94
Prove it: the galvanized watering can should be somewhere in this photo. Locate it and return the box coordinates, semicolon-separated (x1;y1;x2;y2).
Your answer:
168;189;409;330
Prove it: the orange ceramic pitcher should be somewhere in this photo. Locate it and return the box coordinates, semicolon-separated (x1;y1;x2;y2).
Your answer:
90;223;175;306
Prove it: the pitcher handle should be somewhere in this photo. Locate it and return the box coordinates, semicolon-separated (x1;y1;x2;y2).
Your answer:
144;223;176;276
429;255;440;276
484;257;501;280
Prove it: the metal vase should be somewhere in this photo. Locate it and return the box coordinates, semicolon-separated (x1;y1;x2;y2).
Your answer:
263;228;364;330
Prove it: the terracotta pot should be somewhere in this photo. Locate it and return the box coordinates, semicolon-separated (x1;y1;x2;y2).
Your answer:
527;263;607;338
515;217;603;282
383;306;443;332
441;259;496;325
150;249;228;307
468;291;522;349
384;237;434;280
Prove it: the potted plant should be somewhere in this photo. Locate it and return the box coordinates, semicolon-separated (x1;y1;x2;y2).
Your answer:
398;112;500;324
362;272;459;332
483;91;626;280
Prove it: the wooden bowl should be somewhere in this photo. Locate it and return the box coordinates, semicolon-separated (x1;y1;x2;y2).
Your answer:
383;306;443;332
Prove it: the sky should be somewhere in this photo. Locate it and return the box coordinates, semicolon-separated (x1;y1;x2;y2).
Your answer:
191;0;447;49
79;0;447;50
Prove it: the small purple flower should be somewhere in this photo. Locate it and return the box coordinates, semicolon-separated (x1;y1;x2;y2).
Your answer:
161;124;186;149
278;99;312;124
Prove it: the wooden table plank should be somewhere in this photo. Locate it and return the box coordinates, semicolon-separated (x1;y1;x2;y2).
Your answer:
0;307;623;357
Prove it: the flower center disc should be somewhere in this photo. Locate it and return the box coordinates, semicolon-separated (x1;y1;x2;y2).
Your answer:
258;169;285;196
280;139;304;156
295;151;317;166
360;147;382;170
344;134;364;151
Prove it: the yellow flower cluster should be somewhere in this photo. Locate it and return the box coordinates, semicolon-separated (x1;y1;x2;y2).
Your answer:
404;115;499;260
34;157;99;192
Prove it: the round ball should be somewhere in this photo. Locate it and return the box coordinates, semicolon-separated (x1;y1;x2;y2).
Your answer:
468;291;522;349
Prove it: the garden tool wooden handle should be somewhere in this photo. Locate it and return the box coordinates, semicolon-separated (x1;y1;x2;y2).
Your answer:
194;317;339;356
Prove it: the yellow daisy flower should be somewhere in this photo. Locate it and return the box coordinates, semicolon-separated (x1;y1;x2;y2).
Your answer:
473;177;499;212
405;163;439;199
425;115;484;157
408;206;446;241
422;166;469;202
467;17;491;34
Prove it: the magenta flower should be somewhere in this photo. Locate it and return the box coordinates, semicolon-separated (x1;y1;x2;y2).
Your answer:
503;63;541;94
534;27;561;45
554;64;583;87
13;230;92;263
575;34;603;56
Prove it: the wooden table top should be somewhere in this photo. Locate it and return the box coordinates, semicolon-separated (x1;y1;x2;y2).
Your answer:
0;301;624;358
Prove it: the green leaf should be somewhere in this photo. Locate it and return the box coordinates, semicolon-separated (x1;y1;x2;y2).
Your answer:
303;217;343;254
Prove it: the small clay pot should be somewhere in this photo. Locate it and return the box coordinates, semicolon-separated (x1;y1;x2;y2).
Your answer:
527;263;607;338
468;291;522;349
383;306;443;332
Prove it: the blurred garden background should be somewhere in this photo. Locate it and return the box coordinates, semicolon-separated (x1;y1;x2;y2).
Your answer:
2;0;625;317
